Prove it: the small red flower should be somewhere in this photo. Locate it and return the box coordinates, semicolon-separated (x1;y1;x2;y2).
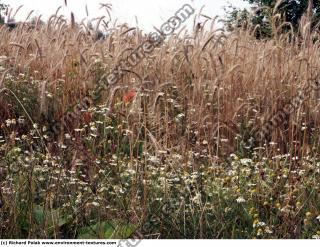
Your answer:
123;90;136;103
82;111;92;124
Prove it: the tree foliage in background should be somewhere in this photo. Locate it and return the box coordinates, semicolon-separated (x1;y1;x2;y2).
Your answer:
225;0;320;38
0;1;8;24
224;5;273;38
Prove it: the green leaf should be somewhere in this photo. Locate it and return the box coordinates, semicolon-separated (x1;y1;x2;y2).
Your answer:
33;205;45;225
77;221;136;239
33;205;70;229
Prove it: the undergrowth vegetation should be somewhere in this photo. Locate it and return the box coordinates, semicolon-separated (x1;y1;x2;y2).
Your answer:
0;4;320;239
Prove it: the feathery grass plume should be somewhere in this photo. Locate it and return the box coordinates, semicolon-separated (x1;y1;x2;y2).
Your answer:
9;42;25;50
99;3;112;21
34;39;43;58
85;5;89;17
12;5;23;19
121;27;136;36
95;16;105;32
24;10;34;22
70;12;75;29
273;0;285;15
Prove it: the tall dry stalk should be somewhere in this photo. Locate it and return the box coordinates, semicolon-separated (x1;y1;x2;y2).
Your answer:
0;5;320;157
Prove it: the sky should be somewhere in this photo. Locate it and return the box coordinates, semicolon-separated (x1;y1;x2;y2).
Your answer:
2;0;250;31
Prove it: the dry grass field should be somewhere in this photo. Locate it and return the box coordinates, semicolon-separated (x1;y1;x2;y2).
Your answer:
0;4;320;239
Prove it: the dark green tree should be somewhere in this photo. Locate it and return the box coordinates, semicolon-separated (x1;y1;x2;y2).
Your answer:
245;0;319;27
225;0;318;38
224;4;273;38
224;5;272;38
0;1;8;24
